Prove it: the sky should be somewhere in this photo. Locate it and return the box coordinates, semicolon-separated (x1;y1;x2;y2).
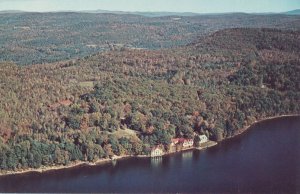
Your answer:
0;0;299;13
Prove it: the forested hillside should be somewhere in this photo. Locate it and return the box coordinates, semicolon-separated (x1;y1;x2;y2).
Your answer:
1;12;300;65
0;27;299;172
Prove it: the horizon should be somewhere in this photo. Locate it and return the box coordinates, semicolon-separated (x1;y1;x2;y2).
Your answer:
0;0;299;14
1;8;300;14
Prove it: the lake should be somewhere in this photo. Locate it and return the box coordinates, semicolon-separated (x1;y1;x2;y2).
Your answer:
0;116;299;193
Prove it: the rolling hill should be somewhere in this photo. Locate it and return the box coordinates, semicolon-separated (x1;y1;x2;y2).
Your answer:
0;27;299;172
0;12;300;65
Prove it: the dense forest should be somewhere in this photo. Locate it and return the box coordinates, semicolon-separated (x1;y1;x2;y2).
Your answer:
1;12;300;65
0;12;299;172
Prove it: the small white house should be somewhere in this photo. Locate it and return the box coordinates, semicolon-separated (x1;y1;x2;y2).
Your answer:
182;139;194;148
151;146;164;157
199;135;208;144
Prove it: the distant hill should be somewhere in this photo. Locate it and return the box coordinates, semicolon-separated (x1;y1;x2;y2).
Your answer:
0;10;25;14
1;11;300;65
81;10;201;17
1;9;300;16
284;9;300;15
0;9;201;17
81;10;262;17
191;28;300;53
79;9;300;17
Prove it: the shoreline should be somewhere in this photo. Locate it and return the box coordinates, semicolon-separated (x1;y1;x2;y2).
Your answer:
226;114;300;141
0;157;115;177
0;114;298;177
0;155;140;177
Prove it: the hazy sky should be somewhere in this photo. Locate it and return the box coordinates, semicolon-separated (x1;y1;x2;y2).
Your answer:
0;0;299;13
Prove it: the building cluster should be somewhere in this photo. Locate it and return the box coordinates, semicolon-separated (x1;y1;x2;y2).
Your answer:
150;135;208;157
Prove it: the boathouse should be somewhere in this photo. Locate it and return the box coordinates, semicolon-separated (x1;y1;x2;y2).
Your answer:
182;139;194;148
199;135;208;144
151;146;164;157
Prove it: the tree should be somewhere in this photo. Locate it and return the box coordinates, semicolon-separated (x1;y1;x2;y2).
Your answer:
109;136;120;155
131;140;143;155
30;141;42;168
194;135;200;147
65;142;83;161
103;144;113;158
66;116;81;129
0;149;8;170
94;144;105;159
211;127;224;141
86;143;95;162
54;147;65;165
89;102;99;113
119;137;132;154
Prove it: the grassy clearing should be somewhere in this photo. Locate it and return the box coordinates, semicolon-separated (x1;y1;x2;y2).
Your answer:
113;128;140;140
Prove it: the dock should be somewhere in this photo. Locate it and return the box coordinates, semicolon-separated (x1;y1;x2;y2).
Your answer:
196;141;218;150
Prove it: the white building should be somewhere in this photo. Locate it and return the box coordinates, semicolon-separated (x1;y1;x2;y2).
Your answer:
182;139;194;148
150;146;164;157
199;135;208;144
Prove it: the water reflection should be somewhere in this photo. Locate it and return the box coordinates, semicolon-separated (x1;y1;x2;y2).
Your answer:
151;157;162;167
112;160;117;167
182;150;193;161
192;150;200;162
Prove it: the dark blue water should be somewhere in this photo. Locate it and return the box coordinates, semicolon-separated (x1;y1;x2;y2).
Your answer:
0;116;299;193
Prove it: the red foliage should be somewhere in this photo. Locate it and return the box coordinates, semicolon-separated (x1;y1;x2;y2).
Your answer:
0;125;12;143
